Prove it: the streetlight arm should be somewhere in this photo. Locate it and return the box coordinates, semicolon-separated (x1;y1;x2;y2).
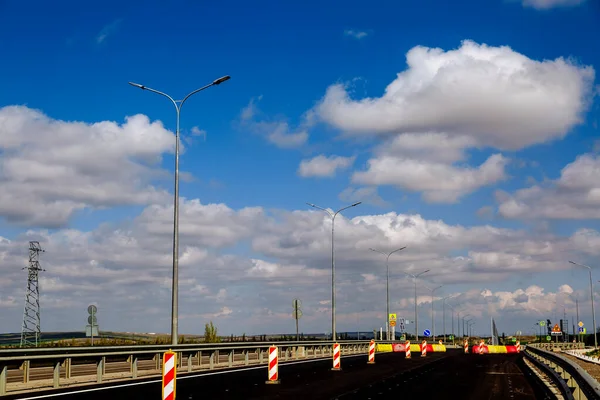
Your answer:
333;202;362;219
307;203;333;218
181;82;220;108
128;82;178;110
416;269;430;278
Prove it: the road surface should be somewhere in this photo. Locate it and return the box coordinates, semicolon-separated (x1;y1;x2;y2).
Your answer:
4;352;553;400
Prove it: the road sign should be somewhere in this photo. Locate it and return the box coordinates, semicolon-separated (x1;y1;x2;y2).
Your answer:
579;321;584;328
546;336;551;341
390;320;397;327
87;305;97;314
389;313;397;322
516;331;522;336
423;329;431;337
87;315;97;325
578;327;584;333
449;335;454;340
551;323;562;335
400;334;406;341
539;320;546;327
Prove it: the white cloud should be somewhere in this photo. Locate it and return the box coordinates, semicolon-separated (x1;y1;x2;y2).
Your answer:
298;154;355;178
522;0;586;9
0;106;173;227
339;187;388;207
497;154;600;219
353;153;508;203
344;30;368;39
96;19;122;44
239;97;308;148
315;40;595;150
2;198;599;334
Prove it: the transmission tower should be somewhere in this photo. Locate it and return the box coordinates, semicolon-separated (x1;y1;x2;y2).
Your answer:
20;241;45;347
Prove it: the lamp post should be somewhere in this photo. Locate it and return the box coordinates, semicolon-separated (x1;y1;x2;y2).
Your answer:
442;295;454;342
569;261;598;349
424;285;443;339
465;318;473;337
370;246;407;340
461;314;471;338
403;269;430;341
128;75;231;346
307;202;361;341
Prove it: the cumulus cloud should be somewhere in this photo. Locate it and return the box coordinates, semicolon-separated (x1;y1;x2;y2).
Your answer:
315;40;594;150
353;152;508;203
497;154;600;219
522;0;586;9
298;154;355;178
309;41;594;202
1;200;599;334
0;106;173;227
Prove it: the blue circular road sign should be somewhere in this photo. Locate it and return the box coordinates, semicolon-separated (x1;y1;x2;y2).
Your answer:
423;329;431;337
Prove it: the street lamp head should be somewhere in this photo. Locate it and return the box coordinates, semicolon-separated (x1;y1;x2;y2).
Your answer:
128;82;145;90
350;202;362;207
212;75;231;85
306;203;316;208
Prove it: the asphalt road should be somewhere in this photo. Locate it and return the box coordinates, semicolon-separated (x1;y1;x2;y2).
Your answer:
4;351;553;400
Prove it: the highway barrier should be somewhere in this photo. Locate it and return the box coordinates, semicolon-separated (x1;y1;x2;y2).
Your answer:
0;340;382;395
526;344;600;399
470;345;520;354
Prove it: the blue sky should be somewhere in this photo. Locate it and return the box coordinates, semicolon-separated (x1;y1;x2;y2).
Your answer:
0;0;599;337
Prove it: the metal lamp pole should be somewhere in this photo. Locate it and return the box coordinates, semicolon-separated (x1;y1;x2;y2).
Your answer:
403;269;430;341
465;319;473;337
425;285;443;339
129;76;231;346
307;202;361;341
370;246;407;340
570;261;598;349
462;314;471;338
442;295;454;342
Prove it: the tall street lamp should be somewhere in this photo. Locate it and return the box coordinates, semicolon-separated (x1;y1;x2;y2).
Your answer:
570;261;598;349
442;295;454;342
369;246;407;340
128;76;231;346
403;269;430;341
461;313;471;338
307;202;362;341
425;285;443;339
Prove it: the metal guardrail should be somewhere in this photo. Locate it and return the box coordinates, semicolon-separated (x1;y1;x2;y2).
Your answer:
526;344;600;400
0;340;392;395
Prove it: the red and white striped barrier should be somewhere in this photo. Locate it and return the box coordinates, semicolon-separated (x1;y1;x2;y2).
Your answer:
368;340;375;364
439;340;443;346
478;340;485;355
162;350;176;400
266;345;280;384
516;341;520;353
464;340;469;354
421;340;427;357
405;340;411;358
332;343;341;370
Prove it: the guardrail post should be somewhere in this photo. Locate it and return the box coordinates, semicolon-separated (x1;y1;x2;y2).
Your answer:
245;350;249;365
154;353;161;370
197;351;202;367
97;357;105;383
21;360;30;383
229;350;233;368
0;364;7;396
259;348;264;364
209;350;215;370
64;357;72;379
187;353;193;372
129;355;138;378
53;360;60;388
